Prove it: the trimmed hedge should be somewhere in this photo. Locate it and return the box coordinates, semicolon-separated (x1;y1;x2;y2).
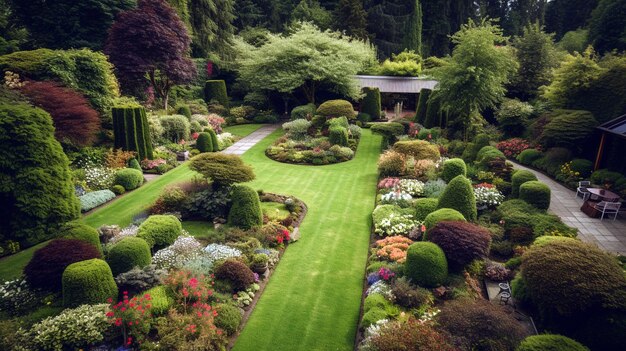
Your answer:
189;153;255;187
441;158;466;182
393;140;440;161
215;303;243;335
61;222;102;255
316;99;355;120
415;89;431;124
106;237;152;276
228;185;263;229
136;215;182;250
405;242;448;288
112;106;153;160
517;149;542;165
519;181;551;210
361;87;381;120
516;334;589;351
114;168;144;191
428;221;492;270
423;208;466;232
129;158;142;171
196;132;214;152
204;80;228;107
476;146;505;169
414;198;439;221
436;175;477;221
423;96;442;128
291;103;317;120
329;126;349;146
511;170;538;198
62;259;117;307
79;190;116;212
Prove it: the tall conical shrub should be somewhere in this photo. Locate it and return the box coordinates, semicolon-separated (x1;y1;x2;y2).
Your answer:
204;80;228;107
361;87;381;119
208;129;219;151
196;132;214;153
423;95;441;128
437;175;477;221
112;106;153;160
415;89;431;124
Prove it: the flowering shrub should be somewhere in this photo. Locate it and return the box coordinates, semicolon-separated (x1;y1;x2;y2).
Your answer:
558;161;582;182
82;164;115;191
411;159;436;179
474;185;505;208
496;138;532;158
107;291;152;347
152;234;204;270
4;71;24;88
165;270;215;312
204;244;242;262
360;318;456;351
375;236;414;263
254;248;280;268
0;278;40;316
217;132;235;150
275;228;291;245
378;177;401;190
378;267;395;281
154;306;225;350
105;149;137;169
379;190;413;206
109;225;139;244
15;304;110;351
366;281;394;300
207;114;225;133
367;272;381;285
141;158;166;170
423;179;447;198
396;179;424;196
373;205;420;236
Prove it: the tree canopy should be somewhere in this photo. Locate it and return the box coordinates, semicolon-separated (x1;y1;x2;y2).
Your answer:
235;22;376;103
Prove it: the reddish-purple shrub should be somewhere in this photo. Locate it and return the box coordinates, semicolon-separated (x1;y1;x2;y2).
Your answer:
437;299;527;351
20;81;101;146
496;138;532;158
24;238;101;292
366;318;457;351
214;259;255;291
428;221;492;270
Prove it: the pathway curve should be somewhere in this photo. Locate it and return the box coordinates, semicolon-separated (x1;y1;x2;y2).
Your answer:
223;124;280;155
513;162;626;254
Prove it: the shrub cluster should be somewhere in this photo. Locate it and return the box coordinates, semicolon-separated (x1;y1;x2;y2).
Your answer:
519;181;551;210
423;208;465;231
214;303;243;335
329;126;349;146
214;259;255;292
428;221;492;270
189;153;255;187
114;168;144;191
228;185;263;230
291;103;316;120
393;140;440;161
364;318;457;351
517;149;542;165
62;258;117;307
316;99;355;119
61;221;102;255
405;242;448;288
137;215;182;250
107;237;152;275
511;170;538;198
436;175;477;221
414;198;439;221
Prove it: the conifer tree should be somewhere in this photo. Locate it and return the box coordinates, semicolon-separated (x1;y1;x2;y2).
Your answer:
334;0;368;40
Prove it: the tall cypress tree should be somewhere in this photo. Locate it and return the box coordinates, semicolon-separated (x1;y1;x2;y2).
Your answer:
189;0;235;58
404;0;423;54
334;0;368;40
421;0;451;57
365;0;413;57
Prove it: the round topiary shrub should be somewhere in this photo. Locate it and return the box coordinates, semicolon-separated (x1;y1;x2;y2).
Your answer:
61;221;102;255
189;153;255;187
519;181;551;210
521;240;626;319
405;242;448;288
393;140;440;161
517;149;542;165
428;221;492;270
316;99;355;120
436;175;477;221
228;185;263;230
441;158;467;182
24;238;101;292
329;126;349;146
476;146;505;169
437;299;527;351
511;170;538;197
196;132;214;152
106;237;152;276
414;198;439;221
129;158;142;171
423;208;466;231
214;259;255;291
516;334;589;351
176;104;191;119
62;258;117;307
361;87;381;119
110;184;125;195
136;215;182;250
114;168;144;191
215;303;243;335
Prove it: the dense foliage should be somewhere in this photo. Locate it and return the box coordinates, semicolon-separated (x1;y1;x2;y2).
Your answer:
436;175;477;221
62;258;117;307
107;237;152;275
405;242;447;288
228;185;263;229
428;221;491;270
190;153;255;187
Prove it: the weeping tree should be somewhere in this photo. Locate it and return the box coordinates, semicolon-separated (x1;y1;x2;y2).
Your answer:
105;0;196;110
431;19;518;140
235;22;376;104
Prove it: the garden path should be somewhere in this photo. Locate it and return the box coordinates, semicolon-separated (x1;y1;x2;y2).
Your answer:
512;162;626;255
222;124;281;155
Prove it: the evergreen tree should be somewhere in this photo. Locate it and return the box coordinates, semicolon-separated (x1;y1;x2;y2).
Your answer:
505;0;548;36
365;0;413;57
234;0;270;29
291;0;333;30
189;0;235;58
333;0;368;40
545;0;599;39
589;0;626;54
421;0;452;57
167;0;192;32
403;0;423;54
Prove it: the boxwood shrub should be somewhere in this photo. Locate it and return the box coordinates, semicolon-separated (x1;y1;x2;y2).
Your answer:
79;189;116;212
204;80;228;107
414;198;439;221
519;181;551;210
405;242;448;288
370;122;405;146
436;175;477;221
62;258;117;307
137;215;182;250
316;99;355;120
516;334;589;351
428;221;492;270
393;140;440;161
228;185;263;230
114;168;144;191
196;132;214;152
106;237;152;275
511;170;538;198
291;103;317;120
517;149;543;165
361;87;381;120
61;221;102;255
215;303;243;335
329;126;349;146
423;208;466;232
441;158;466;182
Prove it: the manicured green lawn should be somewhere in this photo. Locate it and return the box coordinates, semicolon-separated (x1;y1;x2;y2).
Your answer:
233;129;381;351
0;241;47;282
224;123;265;138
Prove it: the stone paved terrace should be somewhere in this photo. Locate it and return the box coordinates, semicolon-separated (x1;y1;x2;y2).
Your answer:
222;124;280;155
513;162;626;255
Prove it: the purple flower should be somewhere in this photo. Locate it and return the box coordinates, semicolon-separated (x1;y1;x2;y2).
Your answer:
367;272;381;285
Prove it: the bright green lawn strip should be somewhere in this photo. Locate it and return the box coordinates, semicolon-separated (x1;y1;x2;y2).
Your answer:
233;129;381;351
224;124;265;138
0;241;47;282
260;202;290;221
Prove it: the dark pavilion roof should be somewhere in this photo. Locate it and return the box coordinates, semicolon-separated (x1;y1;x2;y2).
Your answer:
597;114;626;140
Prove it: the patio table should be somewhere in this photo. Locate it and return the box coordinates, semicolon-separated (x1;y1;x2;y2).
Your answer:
581;188;621;218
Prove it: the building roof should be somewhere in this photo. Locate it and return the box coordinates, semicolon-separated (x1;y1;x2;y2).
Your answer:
597;114;626;140
354;75;438;93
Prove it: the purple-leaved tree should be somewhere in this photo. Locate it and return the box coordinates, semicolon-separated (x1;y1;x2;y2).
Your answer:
105;0;196;110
